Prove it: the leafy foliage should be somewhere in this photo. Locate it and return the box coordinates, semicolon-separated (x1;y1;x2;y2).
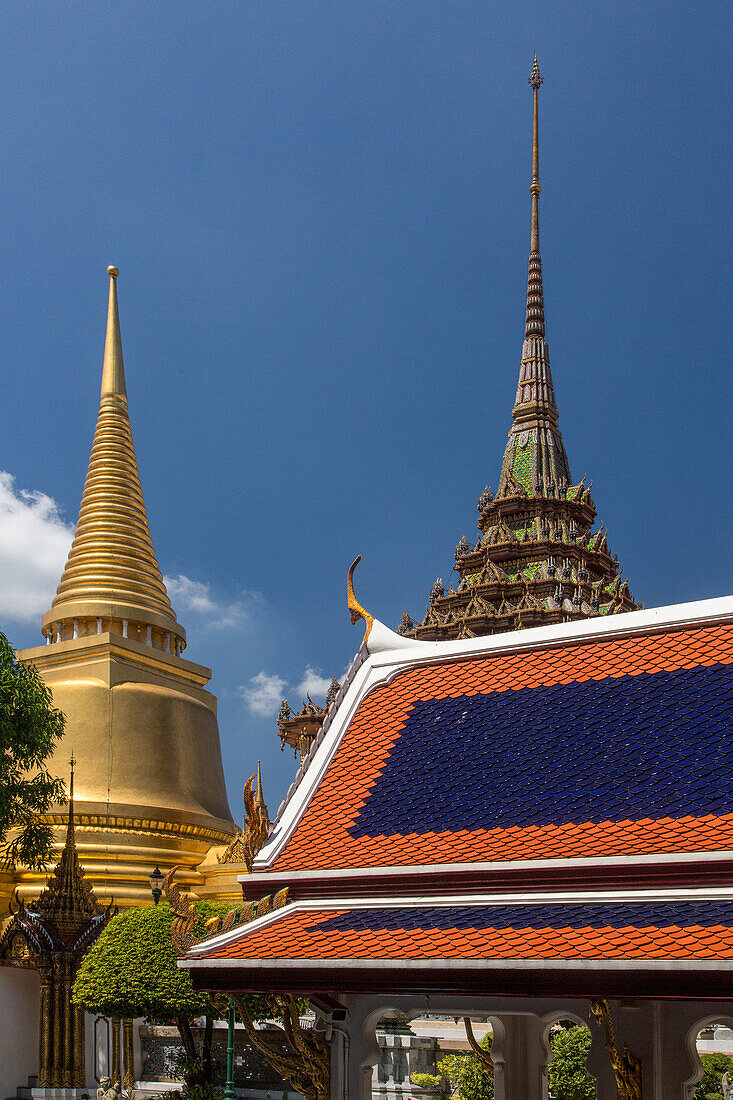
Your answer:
73;901;286;1088
438;1033;493;1100
693;1052;733;1100
411;1071;443;1088
548;1026;595;1100
0;630;65;868
73;900;273;1023
73;901;226;1020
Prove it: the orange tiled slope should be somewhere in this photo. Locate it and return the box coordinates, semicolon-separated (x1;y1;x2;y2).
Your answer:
194;906;733;962
269;623;733;871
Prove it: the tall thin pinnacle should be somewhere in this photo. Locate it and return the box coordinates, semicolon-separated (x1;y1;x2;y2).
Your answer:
525;55;546;340
67;753;76;838
100;266;127;402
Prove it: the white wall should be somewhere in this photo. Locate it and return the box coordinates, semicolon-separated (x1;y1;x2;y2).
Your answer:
0;968;39;1097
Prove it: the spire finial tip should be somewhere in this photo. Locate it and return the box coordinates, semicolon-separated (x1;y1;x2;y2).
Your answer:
529;55;543;89
107;265;119;278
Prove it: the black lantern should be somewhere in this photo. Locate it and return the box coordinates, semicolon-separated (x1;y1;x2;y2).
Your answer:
149;865;164;906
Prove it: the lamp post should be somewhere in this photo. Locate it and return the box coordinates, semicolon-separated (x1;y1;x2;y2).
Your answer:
223;998;236;1100
148;865;163;906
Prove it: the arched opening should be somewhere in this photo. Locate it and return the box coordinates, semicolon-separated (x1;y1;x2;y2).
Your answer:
689;1017;733;1100
542;1011;599;1100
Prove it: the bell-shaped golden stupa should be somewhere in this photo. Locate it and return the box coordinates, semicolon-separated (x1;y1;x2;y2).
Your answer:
9;267;235;910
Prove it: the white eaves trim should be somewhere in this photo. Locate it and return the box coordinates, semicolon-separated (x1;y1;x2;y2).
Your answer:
241;846;733;890
253;593;733;871
182;957;733;973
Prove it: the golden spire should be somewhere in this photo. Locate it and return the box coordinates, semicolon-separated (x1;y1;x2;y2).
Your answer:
254;760;269;827
100;266;126;402
42;267;185;648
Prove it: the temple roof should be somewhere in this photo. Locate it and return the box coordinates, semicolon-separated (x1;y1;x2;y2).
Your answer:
187;899;733;964
255;600;733;877
42;267;185;645
182;597;733;996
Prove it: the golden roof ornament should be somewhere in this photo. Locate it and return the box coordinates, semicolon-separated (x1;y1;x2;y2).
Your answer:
347;555;374;643
217;765;270;869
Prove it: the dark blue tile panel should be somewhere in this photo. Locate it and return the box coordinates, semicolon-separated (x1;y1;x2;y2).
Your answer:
350;664;733;836
318;902;733;933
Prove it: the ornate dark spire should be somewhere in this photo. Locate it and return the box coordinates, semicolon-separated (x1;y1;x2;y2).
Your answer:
498;58;570;497
34;756;101;937
526;55;545;338
406;61;639;642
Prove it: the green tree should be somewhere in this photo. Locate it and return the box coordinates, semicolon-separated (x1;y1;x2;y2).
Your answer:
73;901;271;1088
693;1052;733;1100
0;629;65;868
548;1025;595;1100
438;1033;494;1100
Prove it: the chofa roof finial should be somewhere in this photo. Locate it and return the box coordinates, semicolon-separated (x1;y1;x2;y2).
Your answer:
347;555;374;643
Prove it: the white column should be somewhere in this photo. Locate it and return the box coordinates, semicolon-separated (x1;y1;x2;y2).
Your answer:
146;625;152;645
122;619;128;638
96;617;102;633
72;619;79;639
491;1014;550;1100
56;623;62;643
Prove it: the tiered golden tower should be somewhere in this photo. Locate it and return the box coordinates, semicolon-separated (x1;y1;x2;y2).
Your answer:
6;267;236;912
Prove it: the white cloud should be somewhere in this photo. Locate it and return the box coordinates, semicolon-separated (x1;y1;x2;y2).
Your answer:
164;574;217;615
240;671;287;718
0;472;74;623
294;665;332;701
164;574;261;631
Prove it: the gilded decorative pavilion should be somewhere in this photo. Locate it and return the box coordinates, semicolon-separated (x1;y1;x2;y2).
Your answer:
0;762;114;1087
402;58;637;642
277;679;340;759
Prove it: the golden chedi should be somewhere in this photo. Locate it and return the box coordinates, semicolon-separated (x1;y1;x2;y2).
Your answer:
8;267;235;911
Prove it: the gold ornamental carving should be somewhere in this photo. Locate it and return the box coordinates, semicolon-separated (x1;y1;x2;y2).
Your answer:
347;555;374;643
163;866;198;956
590;999;642;1100
218;767;270;870
165;866;289;954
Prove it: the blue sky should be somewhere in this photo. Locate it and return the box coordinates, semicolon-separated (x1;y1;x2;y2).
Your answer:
0;2;731;816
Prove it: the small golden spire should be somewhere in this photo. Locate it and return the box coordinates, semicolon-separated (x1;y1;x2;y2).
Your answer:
255;760;266;809
100;265;127;402
347;555;374;643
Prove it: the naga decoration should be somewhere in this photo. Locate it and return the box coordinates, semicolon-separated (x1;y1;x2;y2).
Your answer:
163;866;198;956
590;999;642;1100
218;767;270;868
228;992;330;1100
347;554;374;643
165;864;289;955
463;1018;494;1078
